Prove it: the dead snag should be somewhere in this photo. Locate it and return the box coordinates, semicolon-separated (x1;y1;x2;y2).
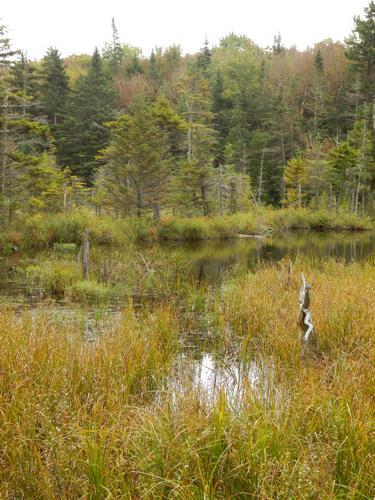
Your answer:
82;229;90;280
298;273;318;358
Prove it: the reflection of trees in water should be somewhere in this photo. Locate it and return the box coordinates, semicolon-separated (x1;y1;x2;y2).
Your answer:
188;231;375;283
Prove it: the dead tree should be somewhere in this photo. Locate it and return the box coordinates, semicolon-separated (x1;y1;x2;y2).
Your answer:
82;229;90;280
298;273;318;358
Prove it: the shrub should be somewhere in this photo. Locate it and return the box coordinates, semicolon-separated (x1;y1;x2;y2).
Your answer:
25;260;79;296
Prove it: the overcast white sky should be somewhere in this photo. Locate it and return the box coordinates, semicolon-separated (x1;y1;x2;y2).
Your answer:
1;0;369;60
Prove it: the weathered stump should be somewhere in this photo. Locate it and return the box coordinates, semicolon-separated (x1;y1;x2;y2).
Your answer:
298;273;318;358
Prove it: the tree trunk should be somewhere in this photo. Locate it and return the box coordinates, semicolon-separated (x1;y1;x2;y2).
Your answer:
63;183;67;214
187;106;192;161
218;164;223;216
200;181;209;216
354;121;367;216
136;181;142;218
257;150;264;204
82;229;90;280
153;204;160;220
1;89;9;218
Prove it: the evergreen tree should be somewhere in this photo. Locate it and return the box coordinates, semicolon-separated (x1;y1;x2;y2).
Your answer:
211;70;228;167
0;22;18;69
177;62;217;215
312;48;325;137
58;48;115;183
346;1;375;101
39;48;69;126
103;18;123;76
10;52;39;116
97;96;185;217
197;38;211;71
328;141;359;207
283;155;308;208
272;33;285;55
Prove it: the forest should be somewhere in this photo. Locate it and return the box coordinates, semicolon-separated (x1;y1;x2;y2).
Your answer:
1;2;375;223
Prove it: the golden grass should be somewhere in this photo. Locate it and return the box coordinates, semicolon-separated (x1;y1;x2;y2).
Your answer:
0;259;374;498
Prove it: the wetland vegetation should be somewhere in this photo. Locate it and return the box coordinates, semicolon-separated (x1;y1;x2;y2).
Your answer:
0;212;374;498
1;1;375;497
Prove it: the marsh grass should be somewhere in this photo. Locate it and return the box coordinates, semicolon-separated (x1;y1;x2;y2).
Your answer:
4;207;372;250
0;256;374;497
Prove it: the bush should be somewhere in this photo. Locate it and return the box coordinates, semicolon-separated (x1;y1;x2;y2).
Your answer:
25;260;80;296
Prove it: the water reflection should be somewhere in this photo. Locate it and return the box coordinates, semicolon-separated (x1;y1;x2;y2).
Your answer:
164;231;375;282
164;352;283;410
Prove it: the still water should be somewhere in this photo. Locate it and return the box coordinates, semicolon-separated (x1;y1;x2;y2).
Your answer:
163;230;375;282
1;231;375;297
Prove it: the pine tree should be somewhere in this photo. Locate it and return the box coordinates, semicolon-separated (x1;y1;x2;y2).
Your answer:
58;48;115;183
39;47;69;127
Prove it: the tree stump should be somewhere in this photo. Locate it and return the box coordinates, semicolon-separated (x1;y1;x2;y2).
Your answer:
298;273;318;358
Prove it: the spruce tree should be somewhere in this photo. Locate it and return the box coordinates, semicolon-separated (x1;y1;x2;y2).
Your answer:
97;95;184;217
0;22;18;68
346;2;375;99
103;18;123;76
58;48;115;183
39;47;69;127
10;52;39;116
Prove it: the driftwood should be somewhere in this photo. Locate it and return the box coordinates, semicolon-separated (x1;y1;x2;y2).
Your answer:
236;233;264;239
298;273;318;358
82;229;90;280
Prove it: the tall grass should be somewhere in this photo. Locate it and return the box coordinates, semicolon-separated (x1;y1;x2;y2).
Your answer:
3;207;372;250
0;258;374;497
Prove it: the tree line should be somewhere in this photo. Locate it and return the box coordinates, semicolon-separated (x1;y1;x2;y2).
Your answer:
1;2;375;222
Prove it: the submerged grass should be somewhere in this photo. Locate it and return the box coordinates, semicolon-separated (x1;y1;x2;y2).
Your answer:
0;257;374;497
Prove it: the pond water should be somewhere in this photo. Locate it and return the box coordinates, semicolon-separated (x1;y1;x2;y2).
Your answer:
164;230;375;282
1;231;375;299
162;352;284;410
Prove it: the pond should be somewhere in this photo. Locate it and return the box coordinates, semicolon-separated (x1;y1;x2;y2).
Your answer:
163;230;375;282
1;230;375;299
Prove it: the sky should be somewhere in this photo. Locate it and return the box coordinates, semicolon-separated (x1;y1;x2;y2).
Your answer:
1;0;370;60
